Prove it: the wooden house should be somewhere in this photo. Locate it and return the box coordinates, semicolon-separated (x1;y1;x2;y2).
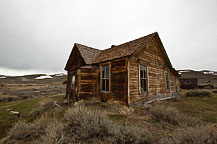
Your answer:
64;32;180;105
179;70;217;89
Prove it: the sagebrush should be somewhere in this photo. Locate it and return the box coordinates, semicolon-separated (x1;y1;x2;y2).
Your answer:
186;90;211;97
149;105;189;125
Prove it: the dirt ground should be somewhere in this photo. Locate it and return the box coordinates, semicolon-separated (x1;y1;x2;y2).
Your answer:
0;74;217;143
0;74;66;102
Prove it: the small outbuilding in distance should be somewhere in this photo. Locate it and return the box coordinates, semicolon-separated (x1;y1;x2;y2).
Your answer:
64;32;180;105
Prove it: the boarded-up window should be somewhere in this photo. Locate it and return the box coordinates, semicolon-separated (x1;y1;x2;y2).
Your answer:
165;71;170;91
71;75;76;89
140;65;147;93
102;65;109;91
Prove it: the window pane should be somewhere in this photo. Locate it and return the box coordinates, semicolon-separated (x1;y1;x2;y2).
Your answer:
102;65;109;91
102;66;105;78
168;81;169;90
166;72;169;81
143;79;147;92
102;79;105;91
144;67;147;78
140;69;144;78
106;65;109;78
165;72;170;91
141;79;144;92
106;79;109;91
140;65;147;92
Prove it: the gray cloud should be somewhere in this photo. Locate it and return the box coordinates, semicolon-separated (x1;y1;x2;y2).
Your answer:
0;0;217;73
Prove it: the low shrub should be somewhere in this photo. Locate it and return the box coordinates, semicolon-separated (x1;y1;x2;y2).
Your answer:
177;125;217;144
31;107;44;119
65;106;153;143
30;99;55;119
64;106;116;143
186;90;211;97
115;125;153;144
212;90;217;94
161;124;217;144
20;95;29;100
149;105;188;125
2;96;19;102
39;120;65;144
7;116;61;143
40;98;55;110
6;106;153;144
8;121;36;141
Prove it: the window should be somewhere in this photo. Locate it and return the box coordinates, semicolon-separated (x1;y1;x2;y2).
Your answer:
174;77;178;92
102;65;109;91
71;75;76;89
165;71;170;91
140;65;147;93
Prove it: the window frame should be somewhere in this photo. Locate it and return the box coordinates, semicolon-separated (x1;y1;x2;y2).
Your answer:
101;64;110;92
165;71;170;92
140;65;148;93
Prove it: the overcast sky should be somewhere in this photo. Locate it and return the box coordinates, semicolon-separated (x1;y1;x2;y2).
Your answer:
0;0;217;75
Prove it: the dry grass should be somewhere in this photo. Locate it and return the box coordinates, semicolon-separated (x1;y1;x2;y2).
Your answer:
31;98;56;119
4;106;153;144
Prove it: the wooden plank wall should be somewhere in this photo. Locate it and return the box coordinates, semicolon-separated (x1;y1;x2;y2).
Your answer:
129;37;178;103
70;47;86;71
97;58;127;104
110;58;127;103
77;68;97;99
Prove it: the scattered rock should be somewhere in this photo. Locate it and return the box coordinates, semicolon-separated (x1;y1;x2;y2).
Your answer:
6;109;12;111
73;100;84;107
119;106;134;115
63;99;72;105
144;104;152;110
73;102;78;106
10;111;20;118
21;77;29;82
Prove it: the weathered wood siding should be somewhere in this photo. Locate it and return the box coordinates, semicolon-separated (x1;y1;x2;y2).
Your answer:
77;68;97;99
129;37;178;104
98;58;127;104
66;71;72;99
111;58;127;103
70;47;86;71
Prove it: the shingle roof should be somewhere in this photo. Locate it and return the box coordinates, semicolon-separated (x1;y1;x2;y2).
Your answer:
65;32;179;76
69;33;156;65
69;32;179;76
75;43;101;64
93;32;156;63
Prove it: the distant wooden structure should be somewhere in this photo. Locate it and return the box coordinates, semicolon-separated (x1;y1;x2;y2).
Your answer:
179;78;198;89
179;70;217;89
64;32;180;105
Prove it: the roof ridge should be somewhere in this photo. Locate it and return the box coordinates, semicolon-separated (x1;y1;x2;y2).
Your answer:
75;43;101;51
131;32;157;56
92;32;157;63
75;43;102;64
102;32;157;51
